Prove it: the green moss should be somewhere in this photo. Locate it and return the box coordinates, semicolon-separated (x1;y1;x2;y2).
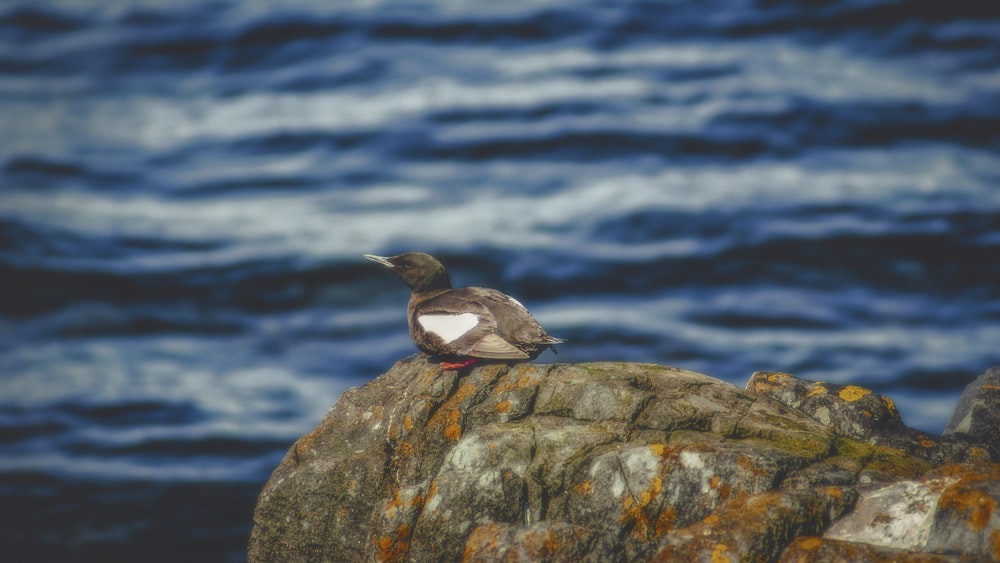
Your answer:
753;429;833;461
833;437;931;478
667;430;725;445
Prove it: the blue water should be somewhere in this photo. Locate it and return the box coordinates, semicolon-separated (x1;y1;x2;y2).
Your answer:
2;0;999;560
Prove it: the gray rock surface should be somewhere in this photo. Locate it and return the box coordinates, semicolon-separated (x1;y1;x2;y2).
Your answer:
248;359;1000;562
945;366;1000;457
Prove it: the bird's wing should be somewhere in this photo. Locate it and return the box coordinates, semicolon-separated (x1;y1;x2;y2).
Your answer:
467;288;561;346
416;292;539;359
413;296;496;355
460;333;530;359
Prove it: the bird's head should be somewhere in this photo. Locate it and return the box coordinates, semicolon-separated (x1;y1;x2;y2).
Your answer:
364;252;452;294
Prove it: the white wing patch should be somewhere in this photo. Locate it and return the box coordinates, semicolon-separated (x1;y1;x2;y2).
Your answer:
417;313;480;344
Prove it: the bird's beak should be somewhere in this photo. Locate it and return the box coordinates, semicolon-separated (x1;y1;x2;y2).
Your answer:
363;254;395;269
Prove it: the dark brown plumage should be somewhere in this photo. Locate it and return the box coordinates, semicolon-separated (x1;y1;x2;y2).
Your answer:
364;252;563;370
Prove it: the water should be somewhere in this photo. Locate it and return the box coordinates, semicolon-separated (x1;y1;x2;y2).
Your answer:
2;0;999;559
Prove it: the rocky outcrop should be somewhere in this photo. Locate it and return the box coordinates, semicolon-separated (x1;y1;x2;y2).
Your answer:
945;366;1000;459
248;359;1000;562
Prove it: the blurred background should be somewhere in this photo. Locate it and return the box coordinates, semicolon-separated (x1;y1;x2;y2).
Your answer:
2;0;999;560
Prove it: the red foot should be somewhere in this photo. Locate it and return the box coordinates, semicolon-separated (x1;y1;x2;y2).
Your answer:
440;358;477;371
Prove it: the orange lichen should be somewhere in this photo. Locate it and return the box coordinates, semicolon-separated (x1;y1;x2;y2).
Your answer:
293;423;328;459
462;523;501;559
918;436;937;448
514;527;565;556
837;385;871;402
543;529;563;554
437;408;463;440
991;529;1000;560
396;441;414;458
939;482;996;531
573;480;593;495
797;536;823;550
825;487;842;499
421;480;438;512
385;489;404;518
718;484;732;500
649;443;667;456
654;506;677;536
427;383;478;441
623;500;651;540
735;454;769;479
403;415;414;432
494;372;539;394
375;524;410;563
409;492;424;508
747;372;792;395
428;383;476;426
644;476;663;504
494;400;513;413
444;423;462;441
622;468;667;541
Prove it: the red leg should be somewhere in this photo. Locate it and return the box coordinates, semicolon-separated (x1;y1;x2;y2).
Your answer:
440;358;477;371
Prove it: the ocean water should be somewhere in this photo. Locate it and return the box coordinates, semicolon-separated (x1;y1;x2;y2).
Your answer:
2;0;999;560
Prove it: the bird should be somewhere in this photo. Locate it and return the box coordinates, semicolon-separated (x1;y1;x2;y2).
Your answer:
364;252;563;370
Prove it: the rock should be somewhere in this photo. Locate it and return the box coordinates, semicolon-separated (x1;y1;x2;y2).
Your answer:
747;371;991;466
462;521;597;562
944;366;1000;457
779;536;978;562
650;487;856;562
823;464;1000;560
248;359;1000;562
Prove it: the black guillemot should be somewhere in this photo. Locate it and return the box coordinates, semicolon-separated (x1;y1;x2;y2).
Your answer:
364;252;563;370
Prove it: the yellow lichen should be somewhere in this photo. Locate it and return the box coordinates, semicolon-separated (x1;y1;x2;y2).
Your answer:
710;542;733;563
838;385;871;402
806;383;828;398
879;395;898;415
